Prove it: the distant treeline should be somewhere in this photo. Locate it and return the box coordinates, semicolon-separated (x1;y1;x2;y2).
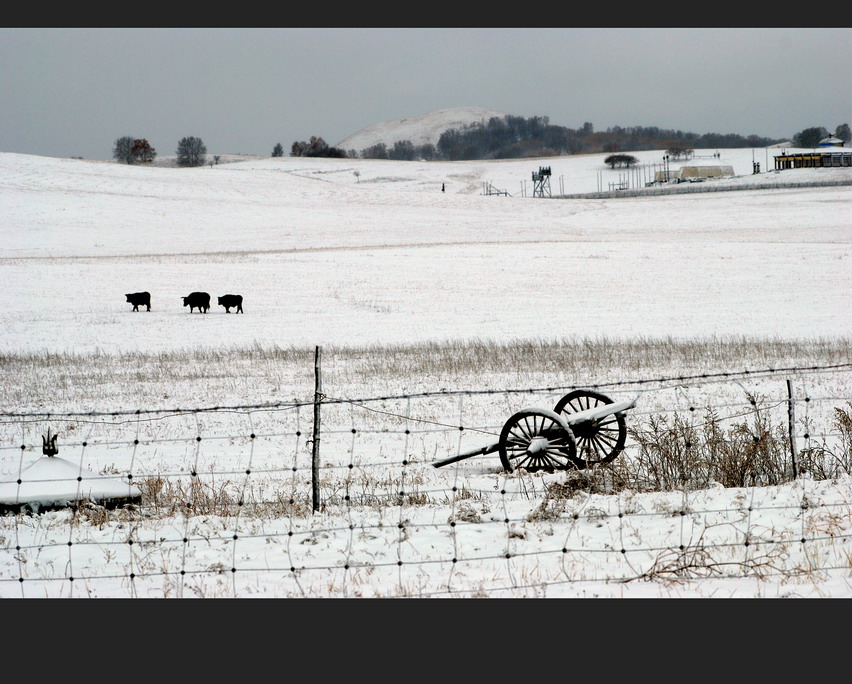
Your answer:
337;115;786;161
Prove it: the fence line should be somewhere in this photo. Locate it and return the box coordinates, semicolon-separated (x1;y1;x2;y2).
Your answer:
1;363;850;597
2;362;849;419
553;178;852;200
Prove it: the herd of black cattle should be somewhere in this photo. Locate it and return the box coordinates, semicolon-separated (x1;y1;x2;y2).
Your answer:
125;291;244;314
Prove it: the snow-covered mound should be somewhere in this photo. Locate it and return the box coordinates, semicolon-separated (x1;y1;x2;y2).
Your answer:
336;106;508;153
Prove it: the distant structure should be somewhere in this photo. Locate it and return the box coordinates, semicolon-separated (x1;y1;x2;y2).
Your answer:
654;165;734;182
818;135;845;148
483;181;510;196
774;150;852;169
532;166;551;197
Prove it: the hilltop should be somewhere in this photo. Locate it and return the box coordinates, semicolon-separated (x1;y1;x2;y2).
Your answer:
335;106;508;152
332;106;792;160
141;108;509;166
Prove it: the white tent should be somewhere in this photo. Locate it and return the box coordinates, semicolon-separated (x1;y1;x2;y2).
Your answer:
655;165;735;182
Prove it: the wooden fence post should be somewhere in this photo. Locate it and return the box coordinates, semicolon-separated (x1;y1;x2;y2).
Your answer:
312;345;322;512
787;379;798;478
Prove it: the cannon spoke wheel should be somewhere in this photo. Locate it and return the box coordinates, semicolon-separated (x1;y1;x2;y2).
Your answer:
498;408;580;473
554;390;627;468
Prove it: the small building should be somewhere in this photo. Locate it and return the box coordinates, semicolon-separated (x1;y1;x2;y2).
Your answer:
678;165;734;180
774;150;852;169
818;136;845;147
654;165;734;182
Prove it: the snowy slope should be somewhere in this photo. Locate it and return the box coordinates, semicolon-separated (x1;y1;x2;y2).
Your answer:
0;147;849;355
336;106;508;152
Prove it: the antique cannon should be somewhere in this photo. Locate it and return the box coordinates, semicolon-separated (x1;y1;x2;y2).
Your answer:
433;389;637;473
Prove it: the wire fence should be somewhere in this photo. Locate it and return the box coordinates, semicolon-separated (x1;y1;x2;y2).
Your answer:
1;362;850;597
554;178;852;200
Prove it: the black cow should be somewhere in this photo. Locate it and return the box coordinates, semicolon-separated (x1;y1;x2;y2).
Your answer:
218;294;244;313
126;291;151;312
182;291;210;313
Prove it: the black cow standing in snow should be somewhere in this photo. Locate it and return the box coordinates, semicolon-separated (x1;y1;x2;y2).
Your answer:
182;291;211;313
218;294;244;313
125;291;151;312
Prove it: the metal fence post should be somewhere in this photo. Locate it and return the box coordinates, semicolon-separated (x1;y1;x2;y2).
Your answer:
312;345;322;512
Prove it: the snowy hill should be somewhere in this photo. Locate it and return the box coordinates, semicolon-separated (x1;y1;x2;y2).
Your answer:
145;106;508;165
336;106;508;153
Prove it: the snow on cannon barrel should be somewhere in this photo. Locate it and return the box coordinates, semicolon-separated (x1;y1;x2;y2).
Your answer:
432;389;637;473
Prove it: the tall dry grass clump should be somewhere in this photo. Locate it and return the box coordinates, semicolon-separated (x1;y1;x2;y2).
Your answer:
796;402;852;480
135;475;314;519
621;397;851;492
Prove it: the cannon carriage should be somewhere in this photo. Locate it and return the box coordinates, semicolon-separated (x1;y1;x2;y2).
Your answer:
433;389;637;473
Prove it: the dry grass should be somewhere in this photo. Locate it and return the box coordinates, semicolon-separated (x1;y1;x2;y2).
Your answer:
132;475;315;519
624;397;850;492
627;394;794;491
797;402;852;479
2;335;850;413
638;524;788;583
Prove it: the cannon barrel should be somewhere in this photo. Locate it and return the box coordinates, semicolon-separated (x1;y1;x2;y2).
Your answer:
560;396;637;427
432;440;501;468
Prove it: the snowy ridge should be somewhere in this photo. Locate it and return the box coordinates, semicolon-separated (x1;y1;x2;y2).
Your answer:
336;106;508;152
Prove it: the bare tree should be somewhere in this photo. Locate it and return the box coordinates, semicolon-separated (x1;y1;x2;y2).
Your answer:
131;139;157;163
666;147;693;160
113;136;136;164
290;136;347;158
176;136;207;167
604;154;639;169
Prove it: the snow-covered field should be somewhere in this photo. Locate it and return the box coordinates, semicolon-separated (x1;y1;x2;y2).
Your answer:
0;148;850;598
2;148;850;353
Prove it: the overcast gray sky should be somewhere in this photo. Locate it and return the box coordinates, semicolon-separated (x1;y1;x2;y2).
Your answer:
1;28;849;160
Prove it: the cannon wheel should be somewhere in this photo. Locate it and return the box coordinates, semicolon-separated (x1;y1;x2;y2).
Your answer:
553;390;627;467
498;408;581;473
